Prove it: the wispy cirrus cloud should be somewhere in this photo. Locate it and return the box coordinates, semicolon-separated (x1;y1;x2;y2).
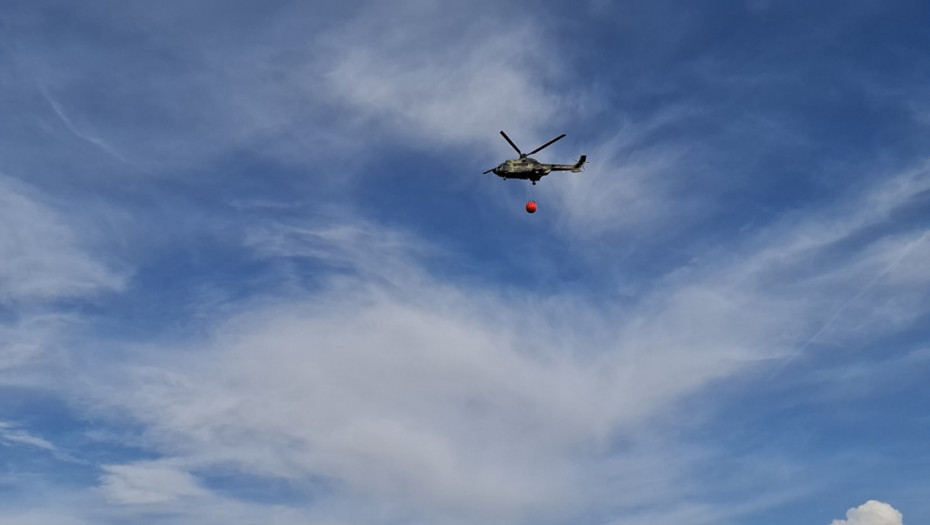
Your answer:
5;1;590;181
63;219;770;522
0;175;124;304
68;157;930;523
99;461;208;505
0;421;55;451
320;10;577;150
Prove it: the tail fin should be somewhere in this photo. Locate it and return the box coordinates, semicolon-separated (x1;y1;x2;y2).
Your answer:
571;155;587;173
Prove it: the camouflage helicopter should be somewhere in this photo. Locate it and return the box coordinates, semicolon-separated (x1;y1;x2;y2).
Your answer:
483;131;586;185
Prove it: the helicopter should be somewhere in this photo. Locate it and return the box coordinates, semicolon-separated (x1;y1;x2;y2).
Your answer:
483;131;586;185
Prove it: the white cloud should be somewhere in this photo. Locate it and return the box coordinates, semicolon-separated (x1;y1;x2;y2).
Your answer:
322;16;570;149
0;176;124;303
0;314;72;371
543;104;706;237
0;421;56;451
74;216;797;522
0;513;91;525
99;462;208;505
243;219;432;285
831;500;904;525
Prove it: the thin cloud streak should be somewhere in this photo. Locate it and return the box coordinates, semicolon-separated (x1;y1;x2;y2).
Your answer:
0;421;56;451
771;230;929;377
38;85;135;167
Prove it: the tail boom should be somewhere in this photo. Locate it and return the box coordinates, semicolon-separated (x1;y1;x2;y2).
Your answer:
550;155;587;173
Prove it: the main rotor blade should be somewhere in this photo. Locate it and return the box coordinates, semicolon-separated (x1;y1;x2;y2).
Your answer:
527;134;566;156
499;131;523;156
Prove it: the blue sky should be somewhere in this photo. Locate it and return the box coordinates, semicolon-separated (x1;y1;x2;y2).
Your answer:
1;1;928;524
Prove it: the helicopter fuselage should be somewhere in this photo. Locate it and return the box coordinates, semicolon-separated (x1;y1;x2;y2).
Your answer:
491;158;552;181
